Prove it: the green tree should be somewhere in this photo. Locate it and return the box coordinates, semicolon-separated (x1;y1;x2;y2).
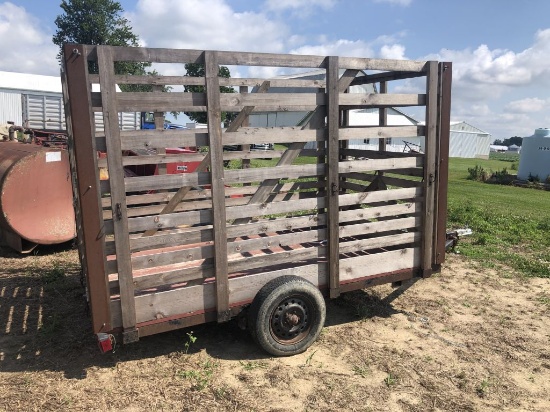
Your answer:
502;136;523;147
184;63;236;125
53;0;150;91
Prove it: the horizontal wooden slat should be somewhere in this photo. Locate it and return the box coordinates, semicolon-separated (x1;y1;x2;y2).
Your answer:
339;93;425;107
109;247;421;327
117;129;209;151
103;180;322;208
349;71;427;86
118;128;322;151
122;156;421;192
112;150;285;167
89;74;327;88
106;186;421;234
110;215;421;275
109;200;421;254
92;92;425;112
339;126;425;140
87;46;428;72
92;92;326;112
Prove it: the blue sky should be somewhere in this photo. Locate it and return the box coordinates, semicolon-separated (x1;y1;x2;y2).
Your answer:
2;0;550;139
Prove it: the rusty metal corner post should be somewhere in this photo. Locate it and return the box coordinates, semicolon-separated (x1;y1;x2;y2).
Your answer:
96;45;138;343
205;51;231;322
434;62;452;266
62;43;112;334
326;56;340;299
421;61;439;278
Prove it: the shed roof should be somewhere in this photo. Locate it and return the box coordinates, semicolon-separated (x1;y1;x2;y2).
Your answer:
0;70;62;93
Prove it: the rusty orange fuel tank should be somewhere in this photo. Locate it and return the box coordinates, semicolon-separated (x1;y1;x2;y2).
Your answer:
0;142;75;252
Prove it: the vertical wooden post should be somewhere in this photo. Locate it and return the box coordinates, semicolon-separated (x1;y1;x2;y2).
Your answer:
434;62;452;265
63;43;111;334
153;85;167;176
97;46;137;342
421;61;439;278
205;51;230;322
378;81;388;152
326;56;340;298
239;85;251;176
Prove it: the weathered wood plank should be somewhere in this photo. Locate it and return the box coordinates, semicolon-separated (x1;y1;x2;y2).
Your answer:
326;56;340;298
339;56;427;72
62;43;112;334
119;215;421;275
93;92;326;112
339;126;424;140
339;93;425;107
90;74;326;88
109;247;421;326
421;61;439;278
104;180;321;208
205;51;230;322
349;71;426;86
109;186;421;234
92;91;426;112
114;200;421;255
123;155;422;192
96;46;137;342
119;127;323;151
96;45;427;72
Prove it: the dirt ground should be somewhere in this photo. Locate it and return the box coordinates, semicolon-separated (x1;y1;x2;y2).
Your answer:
0;244;549;412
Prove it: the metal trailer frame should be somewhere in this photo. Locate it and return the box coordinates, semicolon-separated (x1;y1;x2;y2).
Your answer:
62;44;451;349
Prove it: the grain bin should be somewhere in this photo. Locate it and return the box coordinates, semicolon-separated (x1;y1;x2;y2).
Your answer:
517;128;550;181
0;141;75;252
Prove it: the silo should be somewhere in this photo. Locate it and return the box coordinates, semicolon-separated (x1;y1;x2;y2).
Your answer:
517;128;550;181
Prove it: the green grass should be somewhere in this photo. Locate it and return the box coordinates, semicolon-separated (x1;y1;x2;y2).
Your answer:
447;157;550;278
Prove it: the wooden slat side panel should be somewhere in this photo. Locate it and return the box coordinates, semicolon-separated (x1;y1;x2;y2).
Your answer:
110;200;421;255
122;156;422;192
109;247;421;327
109;186;421;234
112;215;421;275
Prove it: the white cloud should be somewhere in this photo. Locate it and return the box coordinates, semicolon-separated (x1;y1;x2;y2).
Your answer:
379;44;406;60
504;98;547;113
290;36;408;60
373;0;412;6
0;2;59;75
130;0;287;54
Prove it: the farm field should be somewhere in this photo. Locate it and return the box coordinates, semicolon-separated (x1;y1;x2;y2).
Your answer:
1;156;549;411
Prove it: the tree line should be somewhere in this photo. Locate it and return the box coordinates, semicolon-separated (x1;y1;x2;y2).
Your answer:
53;0;235;124
492;136;523;147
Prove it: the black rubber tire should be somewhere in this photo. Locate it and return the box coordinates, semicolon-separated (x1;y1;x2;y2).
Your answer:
248;275;326;356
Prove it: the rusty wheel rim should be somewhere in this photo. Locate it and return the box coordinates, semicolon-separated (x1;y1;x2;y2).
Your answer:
270;296;312;344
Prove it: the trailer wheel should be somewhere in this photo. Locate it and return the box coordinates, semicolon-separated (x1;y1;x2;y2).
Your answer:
248;275;326;356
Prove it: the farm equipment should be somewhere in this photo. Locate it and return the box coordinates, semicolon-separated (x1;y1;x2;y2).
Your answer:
62;44;452;355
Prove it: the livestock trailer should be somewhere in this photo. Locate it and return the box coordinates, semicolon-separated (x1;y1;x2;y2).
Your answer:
62;44;451;355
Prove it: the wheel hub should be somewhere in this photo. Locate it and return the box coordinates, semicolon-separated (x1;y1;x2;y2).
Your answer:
270;297;311;344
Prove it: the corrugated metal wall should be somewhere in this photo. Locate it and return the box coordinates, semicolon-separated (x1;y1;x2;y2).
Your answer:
0;91;22;124
22;94;65;130
94;111;141;132
449;131;491;158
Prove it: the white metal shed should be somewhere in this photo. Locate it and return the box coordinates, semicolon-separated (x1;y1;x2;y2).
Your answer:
449;121;492;158
0;70;140;131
